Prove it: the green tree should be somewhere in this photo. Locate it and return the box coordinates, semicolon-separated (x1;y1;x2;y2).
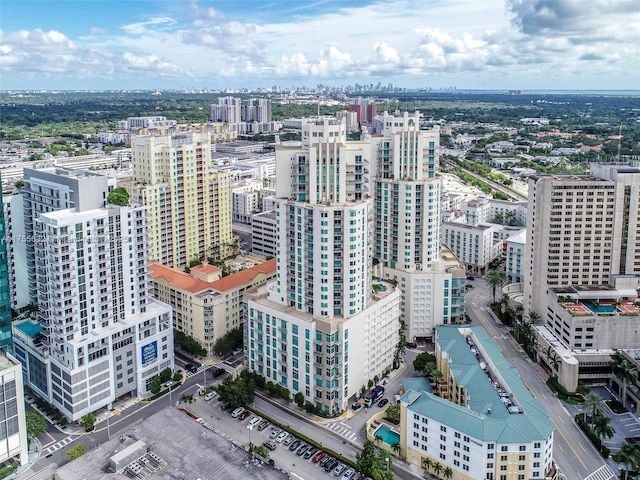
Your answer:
213;326;244;356
422;457;433;472
216;370;256;409
582;392;603;425
614;442;640;480
612;351;638;408
14;179;24;189
67;443;86;460
172;371;183;382
413;352;436;373
80;412;96;431
149;376;162;395
173;329;207;357
593;413;615;442
294;392;305;408
433;461;443;477
487;270;507;303
390;441;401;456
159;367;172;383
179;394;194;406
106;187;129;206
443;466;454;479
355;439;377;476
25;411;47;440
384;403;400;425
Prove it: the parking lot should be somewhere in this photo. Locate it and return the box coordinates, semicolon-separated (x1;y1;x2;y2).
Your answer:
188;394;371;480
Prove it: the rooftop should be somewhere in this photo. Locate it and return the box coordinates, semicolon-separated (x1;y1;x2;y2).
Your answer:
149;258;277;294
54;406;289;480
402;325;554;443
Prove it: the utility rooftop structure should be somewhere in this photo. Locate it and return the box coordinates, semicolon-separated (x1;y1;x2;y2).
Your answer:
400;326;554;480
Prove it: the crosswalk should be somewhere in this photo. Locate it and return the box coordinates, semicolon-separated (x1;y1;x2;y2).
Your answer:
185;364;210;379
322;421;358;443
583;464;616;480
41;435;75;456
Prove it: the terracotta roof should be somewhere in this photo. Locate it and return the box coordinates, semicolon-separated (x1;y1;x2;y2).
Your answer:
191;263;221;275
149;258;277;294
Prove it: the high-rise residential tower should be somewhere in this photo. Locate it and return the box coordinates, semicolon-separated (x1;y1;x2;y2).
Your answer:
13;168;173;421
245;117;401;415
371;112;465;342
210;96;242;125
128;130;233;268
0;179;12;351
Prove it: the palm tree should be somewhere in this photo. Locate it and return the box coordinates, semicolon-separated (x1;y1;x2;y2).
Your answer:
614;442;640;480
487;270;506;303
582;392;603;426
374;434;383;447
443;466;454;479
549;354;561;378
527;311;541;324
593;413;615;442
611;351;638;408
422;457;433;473
433;461;443;477
391;441;401;456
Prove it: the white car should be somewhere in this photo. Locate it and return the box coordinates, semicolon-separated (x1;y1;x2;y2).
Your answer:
204;392;215;401
231;407;245;418
276;431;288;443
247;416;262;429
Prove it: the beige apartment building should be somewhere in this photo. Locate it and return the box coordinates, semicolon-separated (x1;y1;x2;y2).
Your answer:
150;259;277;356
127;128;233;268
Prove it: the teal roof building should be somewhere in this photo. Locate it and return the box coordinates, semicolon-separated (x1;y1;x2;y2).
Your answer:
400;326;554;480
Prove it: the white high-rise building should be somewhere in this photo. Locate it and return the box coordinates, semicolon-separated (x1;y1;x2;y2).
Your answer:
211;97;242;125
245;117;401;415
13;169;173;421
371;112;466;340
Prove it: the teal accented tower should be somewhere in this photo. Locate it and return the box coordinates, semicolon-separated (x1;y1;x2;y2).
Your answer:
0;176;12;351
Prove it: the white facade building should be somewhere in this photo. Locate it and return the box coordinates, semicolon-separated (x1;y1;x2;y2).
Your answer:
13;169;174;421
245;117;401;415
2;194;29;311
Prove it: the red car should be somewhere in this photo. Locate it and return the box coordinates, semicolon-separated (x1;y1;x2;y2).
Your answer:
312;451;326;463
239;410;251;420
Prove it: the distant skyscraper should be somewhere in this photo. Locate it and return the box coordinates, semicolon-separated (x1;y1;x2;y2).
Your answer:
348;97;377;125
243;98;272;123
210;96;242;124
0;178;12;351
128;130;233;268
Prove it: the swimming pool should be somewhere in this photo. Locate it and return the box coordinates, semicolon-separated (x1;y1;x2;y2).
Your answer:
583;300;617;313
373;424;400;445
15;321;42;338
373;283;388;292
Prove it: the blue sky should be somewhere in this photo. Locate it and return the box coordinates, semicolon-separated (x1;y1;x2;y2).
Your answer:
1;0;639;90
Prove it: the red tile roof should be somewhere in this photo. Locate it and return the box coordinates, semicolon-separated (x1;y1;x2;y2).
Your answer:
149;258;277;294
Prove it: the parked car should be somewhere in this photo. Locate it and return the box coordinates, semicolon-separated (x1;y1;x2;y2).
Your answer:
351;402;362;411
283;434;295;446
247;416;262;429
466;275;475;281
289;439;301;451
257;420;270;431
231;407;245;418
270;428;282;439
332;463;347;476
204;391;215;401
296;444;309;456
377;398;389;408
185;363;198;373
303;447;317;459
239;410;251;421
220;402;231;411
319;455;333;468
341;468;355;480
324;459;339;472
276;431;288;443
263;440;277;451
312;451;326;463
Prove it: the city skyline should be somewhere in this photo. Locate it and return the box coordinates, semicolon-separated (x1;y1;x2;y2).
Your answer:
1;0;639;91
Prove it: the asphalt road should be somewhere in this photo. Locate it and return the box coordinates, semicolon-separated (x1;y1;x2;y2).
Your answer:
465;278;611;480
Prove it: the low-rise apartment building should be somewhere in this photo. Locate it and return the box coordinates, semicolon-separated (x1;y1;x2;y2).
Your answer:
400;326;554;480
150;259;277;356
